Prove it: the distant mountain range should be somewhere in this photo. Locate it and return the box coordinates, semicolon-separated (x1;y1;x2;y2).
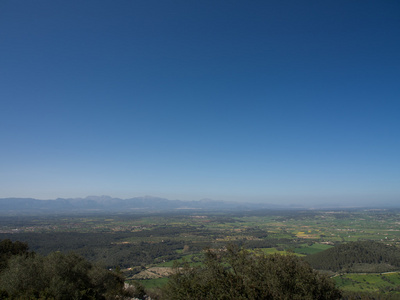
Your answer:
0;196;287;214
1;196;397;214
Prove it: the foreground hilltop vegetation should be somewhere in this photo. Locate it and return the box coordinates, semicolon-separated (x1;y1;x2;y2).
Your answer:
0;239;129;299
163;244;341;300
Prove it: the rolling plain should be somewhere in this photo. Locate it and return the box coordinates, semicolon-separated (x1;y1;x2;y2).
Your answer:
1;208;400;297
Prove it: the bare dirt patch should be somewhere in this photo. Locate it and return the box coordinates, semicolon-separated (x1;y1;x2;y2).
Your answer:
147;267;175;276
131;267;174;279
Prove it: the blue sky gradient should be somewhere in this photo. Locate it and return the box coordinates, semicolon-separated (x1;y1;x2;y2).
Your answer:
1;1;399;205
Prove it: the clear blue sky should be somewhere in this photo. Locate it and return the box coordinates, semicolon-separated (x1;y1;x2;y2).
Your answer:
1;1;399;205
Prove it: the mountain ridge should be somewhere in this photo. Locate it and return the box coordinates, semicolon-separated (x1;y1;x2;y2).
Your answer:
0;196;285;214
1;196;398;214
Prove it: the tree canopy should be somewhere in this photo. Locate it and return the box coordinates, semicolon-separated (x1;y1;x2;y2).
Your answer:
305;241;400;273
0;239;127;300
162;245;341;300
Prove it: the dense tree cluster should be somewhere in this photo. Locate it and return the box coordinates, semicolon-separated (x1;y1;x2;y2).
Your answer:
0;239;128;300
0;239;32;271
0;228;299;270
305;241;400;273
162;245;341;300
0;232;186;268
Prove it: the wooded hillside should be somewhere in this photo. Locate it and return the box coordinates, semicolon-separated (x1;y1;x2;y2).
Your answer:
305;241;400;273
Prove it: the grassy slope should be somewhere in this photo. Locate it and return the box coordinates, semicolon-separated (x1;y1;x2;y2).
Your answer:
334;272;400;294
